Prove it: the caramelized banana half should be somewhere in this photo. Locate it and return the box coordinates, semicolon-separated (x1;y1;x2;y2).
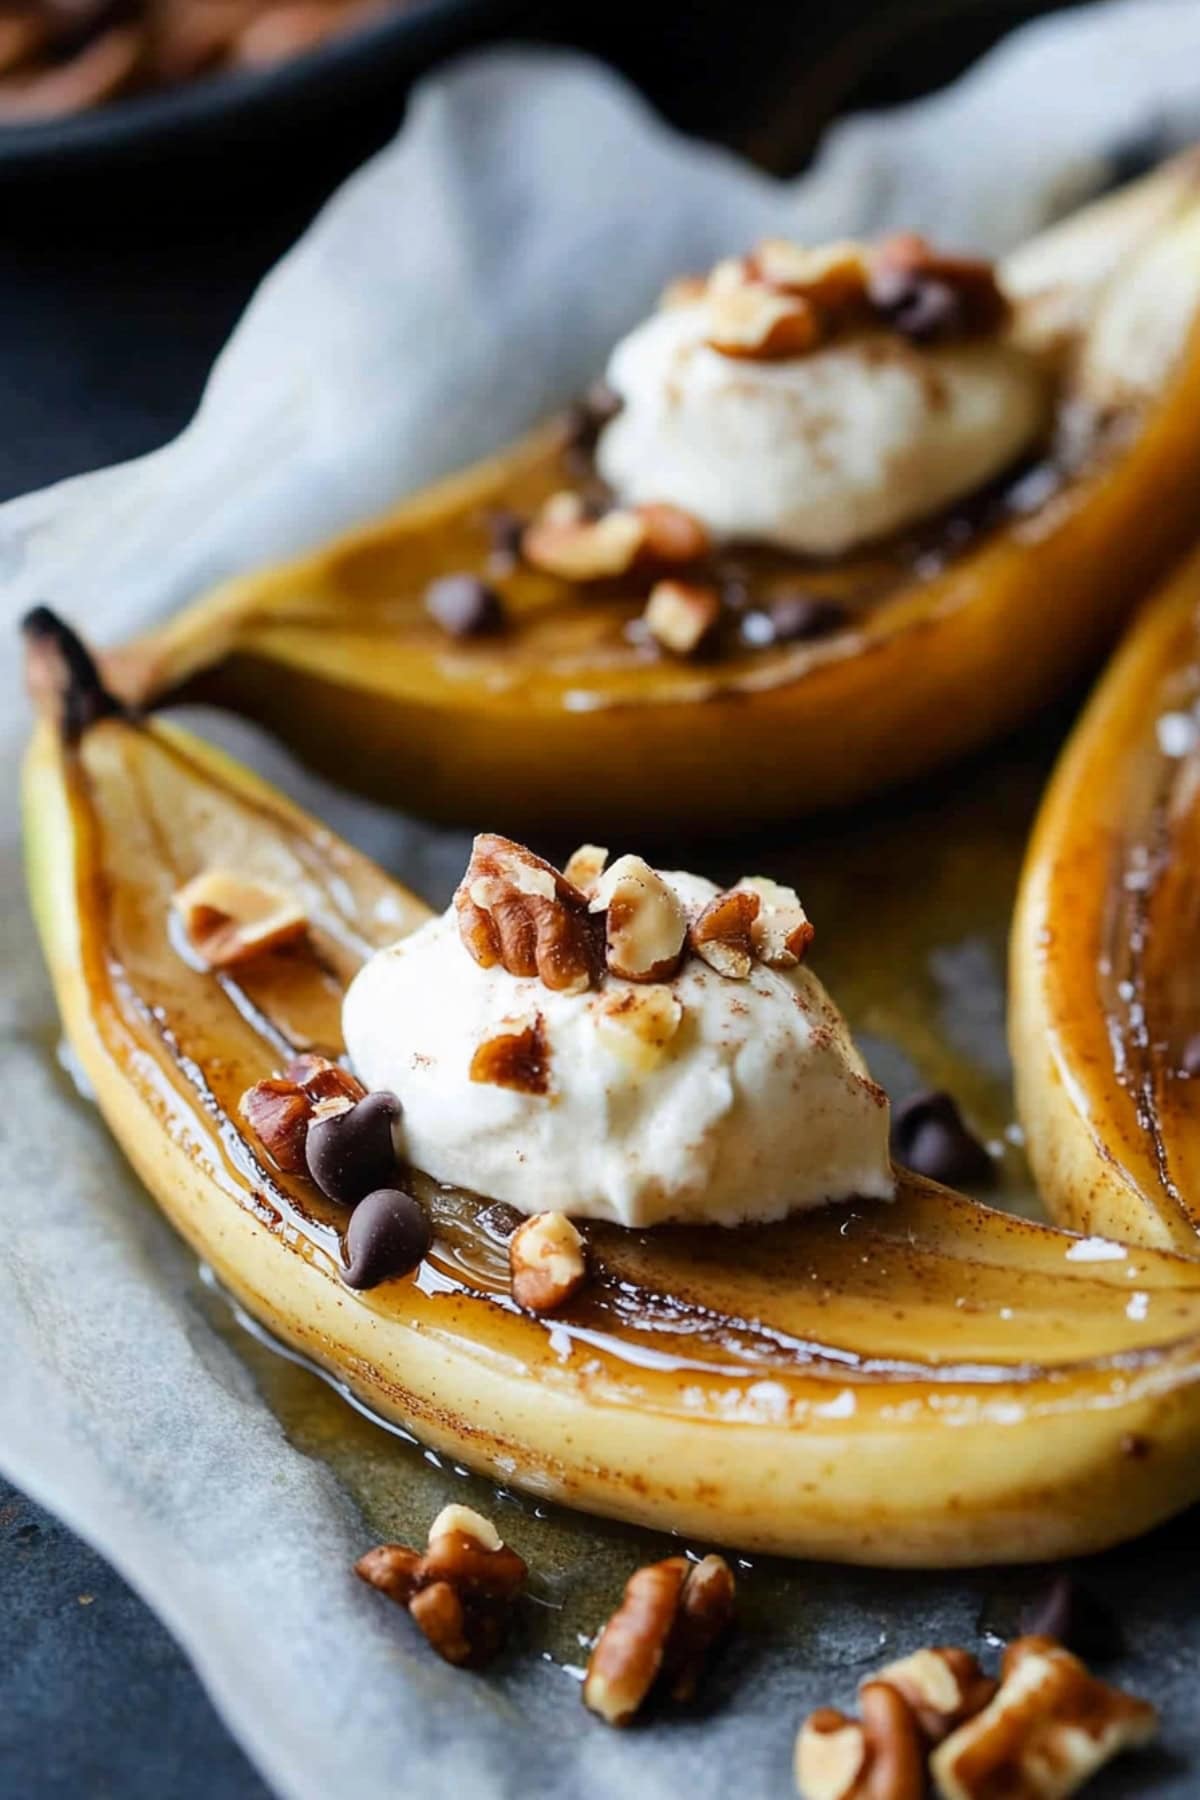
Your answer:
104;157;1200;834
25;616;1200;1565
1012;542;1200;1254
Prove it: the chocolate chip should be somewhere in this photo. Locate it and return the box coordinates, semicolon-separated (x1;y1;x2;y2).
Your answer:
739;594;850;649
343;1187;432;1289
1179;1034;1200;1076
868;267;963;343
424;575;505;639
1019;1573;1124;1662
305;1090;402;1205
890;1090;994;1186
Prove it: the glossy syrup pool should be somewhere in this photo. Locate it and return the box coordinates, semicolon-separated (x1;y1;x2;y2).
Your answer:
144;697;1077;1689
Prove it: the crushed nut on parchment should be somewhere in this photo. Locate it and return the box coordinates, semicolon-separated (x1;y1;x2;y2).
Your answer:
356;1504;528;1669
583;1553;736;1727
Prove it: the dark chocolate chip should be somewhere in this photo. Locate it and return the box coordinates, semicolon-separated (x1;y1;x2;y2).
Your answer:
868;267;964;343
890;1090;994;1186
424;575;505;639
1179;1034;1200;1077
1018;1573;1124;1662
739;594;850;649
564;381;622;449
343;1187;432;1290
305;1090;402;1205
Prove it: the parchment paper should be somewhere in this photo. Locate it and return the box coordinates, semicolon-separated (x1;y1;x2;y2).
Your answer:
5;5;1200;1795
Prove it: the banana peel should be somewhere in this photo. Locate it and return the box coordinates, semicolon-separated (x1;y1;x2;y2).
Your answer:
1012;541;1200;1255
26;612;1200;1566
96;161;1200;835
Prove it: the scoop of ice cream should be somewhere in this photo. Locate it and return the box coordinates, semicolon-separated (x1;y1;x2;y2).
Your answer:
342;867;893;1229
595;287;1048;556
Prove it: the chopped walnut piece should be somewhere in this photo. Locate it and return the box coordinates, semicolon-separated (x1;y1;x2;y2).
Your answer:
455;834;600;995
636;502;712;565
239;1056;366;1173
522;496;710;582
355;1505;527;1670
173;868;307;968
590;854;687;982
469;1016;550;1095
689;888;761;979
795;1708;870;1800
872;1647;997;1745
584;1554;735;1727
867;234;1010;343
796;1684;925;1800
239;1078;312;1174
660;1553;736;1702
522;504;646;580
562;843;609;895
595;984;684;1070
408;1582;476;1667
284;1054;367;1109
643;580;721;657
930;1636;1157;1800
735;875;814;968
509;1210;588;1313
752;238;871;313
428;1504;503;1552
707;283;822;359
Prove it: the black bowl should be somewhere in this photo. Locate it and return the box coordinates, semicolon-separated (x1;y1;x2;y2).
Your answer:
0;0;519;181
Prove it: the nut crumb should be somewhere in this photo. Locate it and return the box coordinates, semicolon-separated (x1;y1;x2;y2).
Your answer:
690;888;761;979
643;580;721;657
591;854;687;982
356;1506;527;1669
736;875;814;967
469;1015;550;1095
509;1210;588;1313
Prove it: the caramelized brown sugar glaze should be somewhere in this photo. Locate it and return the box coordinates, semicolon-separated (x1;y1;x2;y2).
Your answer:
63;713;1200;1440
1016;546;1200;1252
105;312;1200;835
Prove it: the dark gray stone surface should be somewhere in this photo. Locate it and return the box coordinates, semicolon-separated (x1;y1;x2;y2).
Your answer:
0;1478;270;1799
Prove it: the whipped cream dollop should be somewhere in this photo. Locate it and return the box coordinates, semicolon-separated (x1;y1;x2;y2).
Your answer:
343;867;893;1229
596;258;1049;556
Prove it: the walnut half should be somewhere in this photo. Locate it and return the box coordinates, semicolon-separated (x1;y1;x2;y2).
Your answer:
583;1554;735;1726
455;834;600;995
508;1210;588;1313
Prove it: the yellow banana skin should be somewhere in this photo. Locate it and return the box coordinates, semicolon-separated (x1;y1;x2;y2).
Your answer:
25;664;1200;1566
103;169;1200;835
1012;543;1200;1253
